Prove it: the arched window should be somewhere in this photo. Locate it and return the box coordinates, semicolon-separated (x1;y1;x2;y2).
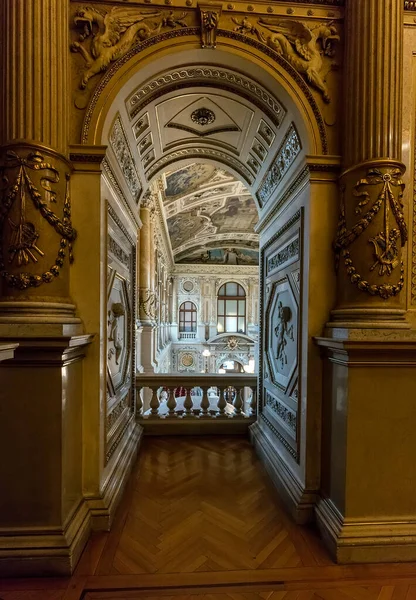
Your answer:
179;301;197;332
217;282;246;333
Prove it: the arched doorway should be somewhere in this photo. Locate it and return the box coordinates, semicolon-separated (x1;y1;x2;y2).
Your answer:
68;21;339;535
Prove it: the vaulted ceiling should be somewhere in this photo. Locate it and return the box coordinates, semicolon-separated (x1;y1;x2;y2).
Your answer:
157;164;259;265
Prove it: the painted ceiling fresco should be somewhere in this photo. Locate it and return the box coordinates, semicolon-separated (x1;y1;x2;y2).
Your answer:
160;163;260;264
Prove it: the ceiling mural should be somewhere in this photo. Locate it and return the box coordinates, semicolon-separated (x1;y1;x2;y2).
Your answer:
176;247;259;265
164;164;216;198
161;163;259;264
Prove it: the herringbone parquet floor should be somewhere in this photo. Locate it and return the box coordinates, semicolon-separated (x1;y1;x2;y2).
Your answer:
110;436;317;575
3;436;416;600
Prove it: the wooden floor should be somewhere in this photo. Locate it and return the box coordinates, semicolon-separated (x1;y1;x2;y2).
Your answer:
2;436;416;600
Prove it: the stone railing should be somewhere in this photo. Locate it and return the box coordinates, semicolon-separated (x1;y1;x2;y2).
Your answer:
136;373;257;420
178;332;197;340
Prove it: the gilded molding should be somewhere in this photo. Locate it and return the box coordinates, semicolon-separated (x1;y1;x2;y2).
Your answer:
404;1;416;10
0;149;77;290
257;123;302;207
80;27;327;153
334;165;407;299
127;66;286;127
146;148;254;185
139;288;157;320
218;29;328;154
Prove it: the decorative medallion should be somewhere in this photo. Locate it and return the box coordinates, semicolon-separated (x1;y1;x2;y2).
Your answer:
191;107;216;126
181;352;195;367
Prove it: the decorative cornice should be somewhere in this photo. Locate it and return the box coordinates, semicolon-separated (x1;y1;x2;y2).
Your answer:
146;147;254;185
80;27;327;154
174;263;258;275
405;1;416;9
127;66;286;128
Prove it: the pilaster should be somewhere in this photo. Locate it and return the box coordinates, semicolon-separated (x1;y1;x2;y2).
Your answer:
317;0;416;564
331;0;406;327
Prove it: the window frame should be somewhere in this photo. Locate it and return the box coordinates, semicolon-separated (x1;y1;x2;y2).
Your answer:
217;282;246;334
178;301;197;333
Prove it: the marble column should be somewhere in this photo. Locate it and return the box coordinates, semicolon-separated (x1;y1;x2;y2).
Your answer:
316;0;416;564
138;201;156;324
331;0;406;328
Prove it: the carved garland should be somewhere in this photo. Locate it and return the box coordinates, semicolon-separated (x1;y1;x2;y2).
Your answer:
334;168;407;300
0;150;76;290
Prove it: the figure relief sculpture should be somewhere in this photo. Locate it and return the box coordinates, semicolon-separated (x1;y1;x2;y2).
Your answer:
256;19;340;102
274;301;294;368
199;5;222;48
108;302;126;365
334;168;407;299
71;6;163;89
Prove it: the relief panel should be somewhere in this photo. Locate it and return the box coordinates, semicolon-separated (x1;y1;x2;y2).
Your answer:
260;210;302;461
106;209;136;463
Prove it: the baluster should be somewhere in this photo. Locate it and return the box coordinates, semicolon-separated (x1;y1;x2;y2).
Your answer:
149;386;160;417
216;386;227;418
183;387;194;417
135;386;143;417
166;387;177;417
233;386;244;418
199;386;210;418
250;386;257;417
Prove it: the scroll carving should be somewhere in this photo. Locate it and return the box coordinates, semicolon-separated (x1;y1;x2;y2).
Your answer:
231;18;339;103
199;4;222;48
139;288;157;320
0;150;76;290
71;6;189;89
334;166;407;299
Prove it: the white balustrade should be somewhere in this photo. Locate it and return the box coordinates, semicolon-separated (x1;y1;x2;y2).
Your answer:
136;373;257;421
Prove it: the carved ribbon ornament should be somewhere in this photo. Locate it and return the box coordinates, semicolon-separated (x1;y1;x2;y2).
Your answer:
334;167;407;299
0;150;77;290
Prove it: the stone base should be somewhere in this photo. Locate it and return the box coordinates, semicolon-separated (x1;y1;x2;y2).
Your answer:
316;497;416;564
250;421;317;525
316;331;416;563
86;423;143;531
0;333;93;576
0;499;90;577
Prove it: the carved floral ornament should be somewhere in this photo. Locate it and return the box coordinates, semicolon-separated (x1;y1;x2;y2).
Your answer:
0;150;76;290
70;6;340;104
334;167;407;300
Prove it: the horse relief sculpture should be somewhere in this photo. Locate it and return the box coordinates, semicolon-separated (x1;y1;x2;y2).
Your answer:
71;6;182;89
256;19;340;103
